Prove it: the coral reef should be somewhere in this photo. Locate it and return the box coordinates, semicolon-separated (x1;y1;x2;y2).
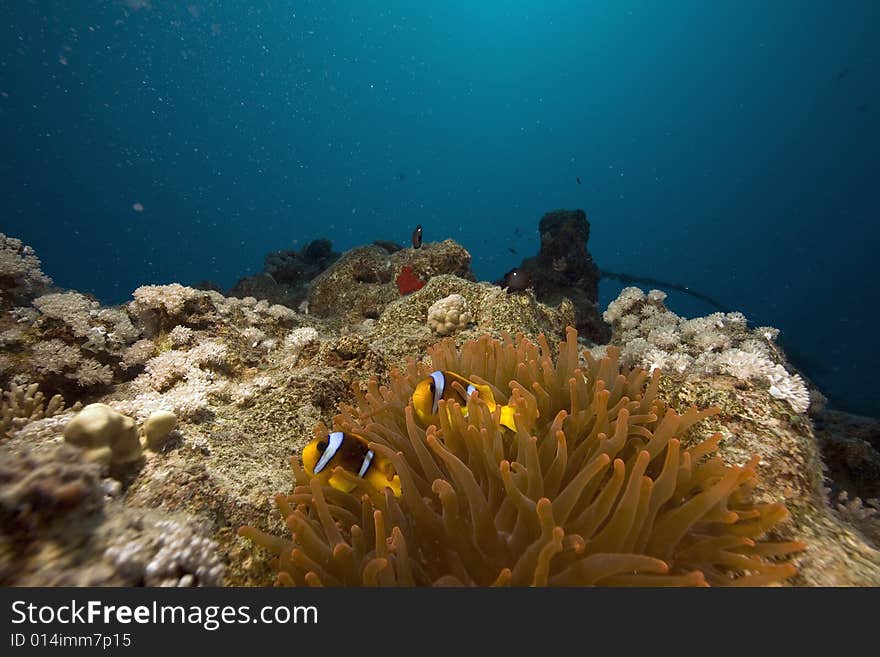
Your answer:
0;232;53;309
373;274;575;367
240;329;806;586
0;437;224;586
503;210;608;344
603;287;811;414
0;290;140;398
308;240;474;322
229;238;340;308
1;231;879;588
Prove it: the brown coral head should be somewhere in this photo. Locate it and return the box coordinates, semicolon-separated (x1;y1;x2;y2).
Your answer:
239;327;805;586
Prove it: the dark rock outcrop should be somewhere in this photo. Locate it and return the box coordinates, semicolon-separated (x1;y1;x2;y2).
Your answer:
502;209;610;343
228;238;340;308
814;409;880;501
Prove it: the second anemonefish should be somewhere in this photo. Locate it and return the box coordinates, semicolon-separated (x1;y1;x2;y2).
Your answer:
302;431;401;496
412;370;517;432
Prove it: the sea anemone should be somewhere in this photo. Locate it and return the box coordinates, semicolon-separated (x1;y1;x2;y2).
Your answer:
240;328;805;586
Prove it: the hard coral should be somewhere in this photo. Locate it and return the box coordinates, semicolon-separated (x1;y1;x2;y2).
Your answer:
2;382;74;441
427;293;471;336
605;287;810;414
241;327;804;586
64;403;142;467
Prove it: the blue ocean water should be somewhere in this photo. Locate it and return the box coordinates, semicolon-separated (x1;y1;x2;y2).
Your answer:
1;1;877;415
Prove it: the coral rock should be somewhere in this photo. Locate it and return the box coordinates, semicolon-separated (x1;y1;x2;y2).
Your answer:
308;240;473;322
142;410;178;451
64;403;142;466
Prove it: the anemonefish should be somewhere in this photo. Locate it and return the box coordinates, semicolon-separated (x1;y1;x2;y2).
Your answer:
302;431;401;497
411;370;517;432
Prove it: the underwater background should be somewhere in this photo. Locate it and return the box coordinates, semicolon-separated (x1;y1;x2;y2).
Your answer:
1;1;877;416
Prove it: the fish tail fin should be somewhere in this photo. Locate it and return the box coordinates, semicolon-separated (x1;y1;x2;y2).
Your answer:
499;404;518;432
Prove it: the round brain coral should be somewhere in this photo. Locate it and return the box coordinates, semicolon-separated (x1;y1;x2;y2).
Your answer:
240;327;805;586
427;293;472;336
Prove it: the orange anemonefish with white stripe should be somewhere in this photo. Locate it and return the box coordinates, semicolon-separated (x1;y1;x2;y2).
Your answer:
302;431;402;497
411;370;517;432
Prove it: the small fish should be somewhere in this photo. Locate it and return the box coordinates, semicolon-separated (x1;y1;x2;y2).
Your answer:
501;268;531;292
412;224;423;249
302;431;401;496
576;176;581;185
507;246;518;255
412;370;517;432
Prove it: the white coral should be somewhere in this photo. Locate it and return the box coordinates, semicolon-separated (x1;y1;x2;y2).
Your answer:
117;375;213;422
0;233;53;304
427;294;471;336
168;325;194;347
33;291;97;338
131;284;199;317
603;286;645;323
267;304;297;322
129;284;208;336
31;339;82;374
605;286;809;413
134;339;227;393
284;327;319;365
121;339;155;369
187;340;228;367
767;365;810;413
715;348;775;380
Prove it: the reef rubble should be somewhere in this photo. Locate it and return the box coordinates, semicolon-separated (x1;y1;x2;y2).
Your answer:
0;229;878;586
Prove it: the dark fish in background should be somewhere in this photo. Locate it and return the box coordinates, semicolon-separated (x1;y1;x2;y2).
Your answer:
835;67;853;81
507;247;518;255
576;176;581;185
501;268;531;292
411;224;423;249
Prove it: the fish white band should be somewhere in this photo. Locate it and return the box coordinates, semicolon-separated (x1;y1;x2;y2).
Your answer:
314;431;345;474
430;371;445;415
358;449;375;477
